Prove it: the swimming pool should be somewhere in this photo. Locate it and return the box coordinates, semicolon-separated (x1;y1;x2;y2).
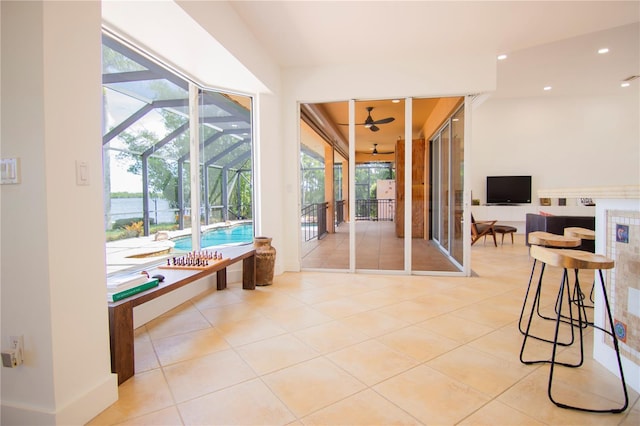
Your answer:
172;223;254;251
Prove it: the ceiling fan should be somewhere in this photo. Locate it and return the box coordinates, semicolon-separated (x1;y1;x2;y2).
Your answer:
366;144;394;155
339;106;395;132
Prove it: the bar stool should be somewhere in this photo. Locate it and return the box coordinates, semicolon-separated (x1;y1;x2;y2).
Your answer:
563;227;595;241
521;245;628;413
518;231;581;346
564;227;597;305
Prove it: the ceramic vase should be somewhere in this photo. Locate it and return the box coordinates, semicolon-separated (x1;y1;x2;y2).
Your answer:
254;236;276;286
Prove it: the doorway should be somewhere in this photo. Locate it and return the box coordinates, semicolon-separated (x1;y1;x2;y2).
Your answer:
299;97;465;273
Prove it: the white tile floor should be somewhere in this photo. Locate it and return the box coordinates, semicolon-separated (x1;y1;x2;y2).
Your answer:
89;234;639;425
302;220;460;271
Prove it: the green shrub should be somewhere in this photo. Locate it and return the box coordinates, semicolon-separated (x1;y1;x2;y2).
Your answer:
123;221;144;238
113;217;155;229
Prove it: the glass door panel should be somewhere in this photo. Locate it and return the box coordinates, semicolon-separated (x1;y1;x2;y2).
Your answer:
355;99;403;271
432;135;440;243
299;101;351;270
440;123;450;251
450;106;464;264
413;97;465;273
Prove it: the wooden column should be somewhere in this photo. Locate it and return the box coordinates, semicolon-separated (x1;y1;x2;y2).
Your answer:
395;139;426;238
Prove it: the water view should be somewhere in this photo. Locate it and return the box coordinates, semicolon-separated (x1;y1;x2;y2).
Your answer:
107;198;176;225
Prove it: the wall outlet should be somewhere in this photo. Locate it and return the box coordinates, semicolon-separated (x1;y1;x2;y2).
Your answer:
2;335;24;367
10;335;24;353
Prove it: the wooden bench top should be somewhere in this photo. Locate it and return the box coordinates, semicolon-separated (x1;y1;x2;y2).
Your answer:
108;244;255;309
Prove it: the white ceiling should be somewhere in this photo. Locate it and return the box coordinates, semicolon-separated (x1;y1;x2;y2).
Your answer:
226;1;638;156
226;1;639;98
228;1;639;71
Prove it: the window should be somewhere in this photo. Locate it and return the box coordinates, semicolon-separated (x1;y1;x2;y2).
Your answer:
102;33;254;274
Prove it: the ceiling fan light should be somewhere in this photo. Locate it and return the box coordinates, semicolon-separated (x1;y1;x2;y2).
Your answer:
364;123;373;128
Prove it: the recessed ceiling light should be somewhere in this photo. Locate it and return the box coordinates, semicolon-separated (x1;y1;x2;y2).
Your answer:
543;86;552;91
621;82;631;88
598;48;609;54
391;99;400;103
497;54;507;60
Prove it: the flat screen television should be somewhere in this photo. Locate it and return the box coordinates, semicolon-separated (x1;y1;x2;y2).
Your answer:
486;175;532;205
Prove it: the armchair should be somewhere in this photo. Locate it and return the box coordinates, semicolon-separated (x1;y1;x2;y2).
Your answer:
471;214;497;246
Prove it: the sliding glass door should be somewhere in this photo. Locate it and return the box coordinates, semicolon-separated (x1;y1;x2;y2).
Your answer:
299;101;351;269
450;106;465;265
354;99;404;271
428;104;465;269
300;97;466;274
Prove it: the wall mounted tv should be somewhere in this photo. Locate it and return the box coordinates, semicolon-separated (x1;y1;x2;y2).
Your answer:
486;175;532;205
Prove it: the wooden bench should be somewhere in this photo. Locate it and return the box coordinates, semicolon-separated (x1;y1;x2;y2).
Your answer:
108;244;256;385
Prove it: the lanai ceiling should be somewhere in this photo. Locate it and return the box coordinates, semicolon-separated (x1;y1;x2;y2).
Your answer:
304;98;445;160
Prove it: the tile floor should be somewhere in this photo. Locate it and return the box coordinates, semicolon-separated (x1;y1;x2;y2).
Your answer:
89;234;639;425
302;221;459;271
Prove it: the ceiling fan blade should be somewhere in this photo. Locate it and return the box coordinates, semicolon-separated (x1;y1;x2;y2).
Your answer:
372;117;395;125
369;124;380;132
364;114;374;126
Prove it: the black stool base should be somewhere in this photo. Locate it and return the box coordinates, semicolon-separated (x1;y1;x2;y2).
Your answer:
520;266;629;413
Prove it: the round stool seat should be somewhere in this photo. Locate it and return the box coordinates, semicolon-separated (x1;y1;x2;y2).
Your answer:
530;245;614;270
528;231;581;248
564;227;595;240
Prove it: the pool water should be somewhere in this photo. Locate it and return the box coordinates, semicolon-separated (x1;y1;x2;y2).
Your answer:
173;223;254;251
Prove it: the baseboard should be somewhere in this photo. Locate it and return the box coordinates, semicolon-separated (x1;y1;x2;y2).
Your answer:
1;373;118;425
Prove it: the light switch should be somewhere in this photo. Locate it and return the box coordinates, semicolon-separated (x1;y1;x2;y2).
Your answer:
76;160;89;186
1;158;20;184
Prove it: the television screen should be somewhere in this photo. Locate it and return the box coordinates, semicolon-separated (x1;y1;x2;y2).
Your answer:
486;176;532;204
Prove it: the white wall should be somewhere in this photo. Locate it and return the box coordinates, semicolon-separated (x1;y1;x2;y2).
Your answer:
471;92;640;205
1;2;117;424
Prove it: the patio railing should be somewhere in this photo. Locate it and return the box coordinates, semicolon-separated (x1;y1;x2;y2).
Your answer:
301;202;328;242
335;199;345;226
355;199;395;221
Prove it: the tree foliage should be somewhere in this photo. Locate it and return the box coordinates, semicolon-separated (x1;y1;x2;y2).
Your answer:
300;150;325;206
104;42;254;223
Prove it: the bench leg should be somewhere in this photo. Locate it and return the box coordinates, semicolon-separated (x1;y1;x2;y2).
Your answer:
243;254;256;290
217;268;227;290
109;302;135;385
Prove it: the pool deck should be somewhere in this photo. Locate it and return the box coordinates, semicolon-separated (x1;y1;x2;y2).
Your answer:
106;222;251;274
